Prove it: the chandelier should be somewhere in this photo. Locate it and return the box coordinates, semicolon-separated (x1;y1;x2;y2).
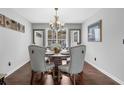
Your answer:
49;8;64;31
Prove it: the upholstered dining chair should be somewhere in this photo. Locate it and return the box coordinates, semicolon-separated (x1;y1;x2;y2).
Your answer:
28;45;55;84
58;45;86;85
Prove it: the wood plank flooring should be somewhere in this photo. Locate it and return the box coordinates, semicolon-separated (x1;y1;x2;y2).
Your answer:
5;62;119;85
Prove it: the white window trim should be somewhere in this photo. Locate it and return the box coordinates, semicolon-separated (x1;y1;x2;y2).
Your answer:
45;28;69;48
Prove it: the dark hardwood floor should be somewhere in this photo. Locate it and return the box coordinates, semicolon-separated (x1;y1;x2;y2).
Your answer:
5;62;119;85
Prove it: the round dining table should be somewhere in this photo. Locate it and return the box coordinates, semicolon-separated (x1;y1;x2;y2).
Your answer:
45;50;70;83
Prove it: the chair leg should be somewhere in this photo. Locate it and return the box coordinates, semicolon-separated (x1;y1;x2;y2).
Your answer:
30;71;35;85
80;71;84;84
51;69;54;78
40;72;44;84
41;72;44;80
73;75;76;85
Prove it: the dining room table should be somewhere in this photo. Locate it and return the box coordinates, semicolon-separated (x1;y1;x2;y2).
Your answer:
45;49;70;83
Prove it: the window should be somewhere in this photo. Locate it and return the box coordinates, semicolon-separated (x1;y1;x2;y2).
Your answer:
46;29;67;48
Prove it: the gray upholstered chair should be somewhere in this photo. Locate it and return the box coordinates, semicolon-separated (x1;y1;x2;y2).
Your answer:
28;45;55;84
58;45;86;84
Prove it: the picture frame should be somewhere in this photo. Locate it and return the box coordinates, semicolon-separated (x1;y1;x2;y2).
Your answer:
17;23;25;33
0;14;5;27
33;29;45;45
69;29;81;47
11;19;18;31
0;13;25;33
5;17;11;29
88;20;102;42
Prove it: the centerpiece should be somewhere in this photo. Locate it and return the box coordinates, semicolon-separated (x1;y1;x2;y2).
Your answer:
51;43;61;54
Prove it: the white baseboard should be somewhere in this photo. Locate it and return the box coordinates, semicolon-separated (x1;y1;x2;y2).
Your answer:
6;59;30;77
86;61;124;85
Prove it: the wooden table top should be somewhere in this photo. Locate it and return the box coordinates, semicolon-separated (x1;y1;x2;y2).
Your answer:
45;49;69;55
45;50;70;58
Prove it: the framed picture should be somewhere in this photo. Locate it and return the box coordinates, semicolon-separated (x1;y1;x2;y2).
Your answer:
36;32;42;38
69;29;81;47
0;14;5;27
0;13;25;33
11;19;18;30
33;29;45;46
17;23;25;33
5;17;11;29
88;20;102;42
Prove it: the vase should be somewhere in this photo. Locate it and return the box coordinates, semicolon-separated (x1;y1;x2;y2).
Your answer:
54;47;60;54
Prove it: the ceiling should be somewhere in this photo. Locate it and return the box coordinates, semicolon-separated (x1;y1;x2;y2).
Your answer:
11;8;100;23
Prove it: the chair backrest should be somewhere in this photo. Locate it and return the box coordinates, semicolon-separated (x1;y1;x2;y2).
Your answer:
69;45;86;74
28;45;46;72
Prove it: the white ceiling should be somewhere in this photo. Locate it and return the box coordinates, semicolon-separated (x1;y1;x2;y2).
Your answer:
11;8;100;23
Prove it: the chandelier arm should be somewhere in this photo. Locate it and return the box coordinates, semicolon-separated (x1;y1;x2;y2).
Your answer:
49;8;64;31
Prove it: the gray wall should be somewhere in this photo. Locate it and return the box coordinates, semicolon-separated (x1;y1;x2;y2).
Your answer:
32;23;48;29
0;9;32;76
32;23;82;46
82;9;124;84
32;23;82;30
